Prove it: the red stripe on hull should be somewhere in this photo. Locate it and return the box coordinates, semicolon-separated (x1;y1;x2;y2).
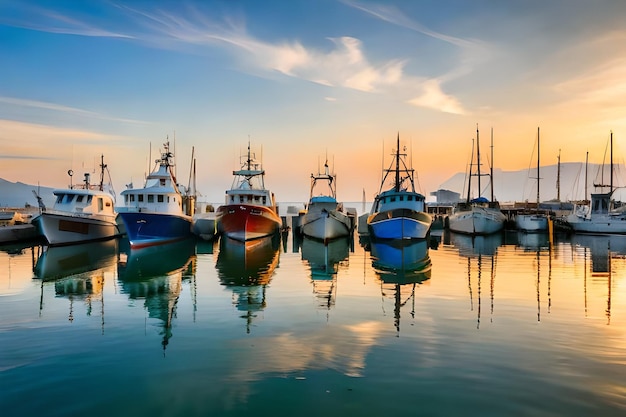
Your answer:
217;204;281;241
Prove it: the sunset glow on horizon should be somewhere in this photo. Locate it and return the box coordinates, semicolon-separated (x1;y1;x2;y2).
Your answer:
2;0;626;203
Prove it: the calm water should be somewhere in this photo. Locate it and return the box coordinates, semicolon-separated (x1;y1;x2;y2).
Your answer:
1;222;626;416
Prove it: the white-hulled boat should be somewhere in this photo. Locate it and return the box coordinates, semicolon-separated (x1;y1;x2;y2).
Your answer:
117;140;194;249
300;160;353;242
566;132;626;234
216;142;282;242
516;127;549;232
366;133;432;240
32;155;120;246
448;127;505;235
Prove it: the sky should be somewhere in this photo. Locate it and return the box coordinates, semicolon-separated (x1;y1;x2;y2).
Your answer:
1;0;626;204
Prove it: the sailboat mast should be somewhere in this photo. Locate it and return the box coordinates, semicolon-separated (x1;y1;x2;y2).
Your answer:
585;151;589;201
610;131;613;192
490;127;494;201
537;127;540;204
557;149;561;201
395;133;400;192
476;126;482;197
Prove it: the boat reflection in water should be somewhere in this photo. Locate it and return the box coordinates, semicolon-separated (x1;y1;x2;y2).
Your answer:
33;239;118;324
216;234;280;333
117;237;196;352
300;236;350;311
516;231;551;252
450;231;503;258
369;238;431;335
571;234;626;324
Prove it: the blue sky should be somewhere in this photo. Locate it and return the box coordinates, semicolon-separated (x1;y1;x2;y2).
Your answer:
1;0;626;203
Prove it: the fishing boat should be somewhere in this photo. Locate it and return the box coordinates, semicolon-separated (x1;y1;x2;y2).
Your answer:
566;132;626;234
0;210;38;245
300;159;353;242
448;127;505;235
516;127;550;232
117;140;194;249
32;155;120;246
366;133;432;240
216;142;282;241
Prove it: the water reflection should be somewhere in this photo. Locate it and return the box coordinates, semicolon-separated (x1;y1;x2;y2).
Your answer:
216;234;281;333
517;231;551;251
33;240;118;325
117;238;196;352
369;239;431;335
449;231;504;257
571;234;626;325
300;236;349;311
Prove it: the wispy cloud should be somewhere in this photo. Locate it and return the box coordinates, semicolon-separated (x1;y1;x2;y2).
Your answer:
0;3;132;38
1;1;469;114
0;97;147;125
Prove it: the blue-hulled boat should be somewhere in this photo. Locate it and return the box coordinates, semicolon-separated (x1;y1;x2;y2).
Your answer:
365;133;432;240
117;141;193;248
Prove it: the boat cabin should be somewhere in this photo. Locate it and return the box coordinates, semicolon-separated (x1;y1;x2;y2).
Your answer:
53;189;115;216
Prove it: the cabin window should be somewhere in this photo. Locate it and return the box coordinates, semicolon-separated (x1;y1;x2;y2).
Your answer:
148;195;154;203
56;194;64;204
124;195;128;203
98;198;103;212
239;196;244;203
390;197;396;202
160;179;165;186
105;202;111;207
247;196;252;202
65;195;75;203
254;196;260;202
231;196;235;203
262;196;266;204
167;196;170;203
129;194;135;202
138;195;144;202
158;195;164;203
408;195;413;201
76;195;84;203
87;196;92;204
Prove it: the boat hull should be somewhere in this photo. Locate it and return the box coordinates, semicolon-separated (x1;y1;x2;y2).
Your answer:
118;211;193;248
367;209;432;240
300;210;352;241
216;204;281;241
0;224;38;245
32;212;119;246
516;214;549;232
567;213;626;234
448;207;505;235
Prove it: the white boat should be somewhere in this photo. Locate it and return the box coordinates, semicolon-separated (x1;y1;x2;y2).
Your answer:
516;127;549;232
117;140;194;248
448;128;505;235
300;159;353;242
566;132;626;234
366;133;432;240
32;155;120;246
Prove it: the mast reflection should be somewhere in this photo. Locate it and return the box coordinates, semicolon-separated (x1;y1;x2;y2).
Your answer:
300;236;350;312
450;233;503;328
571;234;626;325
118;238;196;352
369;238;431;335
33;239;118;327
216;234;280;333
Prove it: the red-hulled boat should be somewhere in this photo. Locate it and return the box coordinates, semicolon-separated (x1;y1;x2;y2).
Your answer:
216;142;282;241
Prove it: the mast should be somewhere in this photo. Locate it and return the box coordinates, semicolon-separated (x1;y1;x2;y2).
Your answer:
490;127;494;201
536;127;540;204
395;133;400;192
585;151;589;201
466;138;475;203
610;131;614;193
476;126;482;198
556;149;561;201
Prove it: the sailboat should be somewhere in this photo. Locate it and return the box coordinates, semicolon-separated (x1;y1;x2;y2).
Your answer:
566;132;626;234
448;127;506;235
299;158;353;242
516;127;550;232
366;133;432;240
